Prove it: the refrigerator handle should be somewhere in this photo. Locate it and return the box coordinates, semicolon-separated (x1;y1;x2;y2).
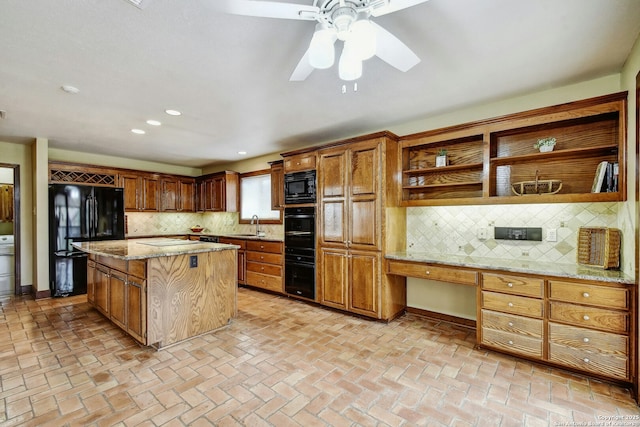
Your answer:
94;197;99;234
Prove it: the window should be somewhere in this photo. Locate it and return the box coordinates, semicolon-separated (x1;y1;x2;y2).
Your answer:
240;170;281;223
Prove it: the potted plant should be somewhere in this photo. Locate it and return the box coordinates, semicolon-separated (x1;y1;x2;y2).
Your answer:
533;137;556;153
435;148;448;167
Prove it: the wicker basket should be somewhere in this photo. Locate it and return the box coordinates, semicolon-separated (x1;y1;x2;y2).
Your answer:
511;179;562;196
577;227;621;269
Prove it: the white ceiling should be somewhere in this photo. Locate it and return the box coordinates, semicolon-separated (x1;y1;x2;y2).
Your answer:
1;0;639;168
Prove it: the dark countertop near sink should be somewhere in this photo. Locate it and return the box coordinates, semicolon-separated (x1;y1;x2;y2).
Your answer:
386;251;634;284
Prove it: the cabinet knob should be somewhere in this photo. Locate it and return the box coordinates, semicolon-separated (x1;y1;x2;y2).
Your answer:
583;315;590;321
582;292;590;298
508;302;514;308
508;340;514;345
425;270;430;275
260;256;264;260
508;322;514;327
583;337;590;343
583;358;590;363
507;282;513;288
260;245;264;249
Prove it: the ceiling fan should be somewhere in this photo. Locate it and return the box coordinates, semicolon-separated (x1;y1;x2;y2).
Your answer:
223;0;430;81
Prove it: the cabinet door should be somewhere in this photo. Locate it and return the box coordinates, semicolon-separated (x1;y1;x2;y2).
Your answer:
270;161;284;210
319;247;348;310
109;271;127;329
141;176;160;211
161;178;178;212
211;176;226;212
237;250;246;284
318;148;348;247
0;185;13;221
127;276;146;344
349;141;380;250
119;174;140;211
178;179;195;212
87;260;96;305
95;266;110;316
349;250;380;318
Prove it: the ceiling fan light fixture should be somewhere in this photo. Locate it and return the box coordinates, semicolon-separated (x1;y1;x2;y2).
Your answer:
332;6;357;41
338;40;362;81
308;24;336;69
350;13;376;60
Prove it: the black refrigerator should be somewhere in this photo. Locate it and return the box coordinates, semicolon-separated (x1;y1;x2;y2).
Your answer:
49;184;125;297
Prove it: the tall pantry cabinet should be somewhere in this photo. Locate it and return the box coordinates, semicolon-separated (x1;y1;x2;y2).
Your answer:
317;132;406;320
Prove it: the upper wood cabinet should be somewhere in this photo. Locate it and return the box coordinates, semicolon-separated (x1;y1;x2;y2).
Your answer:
269;160;284;210
161;176;195;212
196;171;239;212
283;152;317;172
119;173;160;212
400;92;627;206
0;185;13;222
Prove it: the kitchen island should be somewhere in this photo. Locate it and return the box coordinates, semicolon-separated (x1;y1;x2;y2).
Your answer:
73;238;238;349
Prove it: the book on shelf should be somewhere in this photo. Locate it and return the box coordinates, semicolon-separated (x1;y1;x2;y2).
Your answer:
591;161;618;193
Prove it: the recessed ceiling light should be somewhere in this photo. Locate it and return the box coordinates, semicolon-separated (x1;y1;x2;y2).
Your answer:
238;151;247;155
165;109;182;116
131;129;146;135
61;85;80;94
146;120;161;126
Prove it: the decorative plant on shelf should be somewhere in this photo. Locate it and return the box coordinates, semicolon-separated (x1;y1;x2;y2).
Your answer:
435;149;448;167
533;137;557;152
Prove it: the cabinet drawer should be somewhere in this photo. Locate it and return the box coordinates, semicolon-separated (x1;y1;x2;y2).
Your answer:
246;271;283;293
219;238;246;249
246;261;282;277
481;291;543;318
549;301;628;333
128;260;146;279
548;328;628;381
481;310;543;339
386;260;477;285
246;251;282;265
246;240;283;254
549;280;628;309
481;327;543;358
284;153;316;172
482;273;543;297
96;255;127;273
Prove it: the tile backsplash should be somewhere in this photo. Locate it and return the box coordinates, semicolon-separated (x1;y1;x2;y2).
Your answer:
126;212;284;239
406;202;621;265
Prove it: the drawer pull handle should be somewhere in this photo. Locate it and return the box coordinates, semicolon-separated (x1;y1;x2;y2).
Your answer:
582;292;590;298
508;340;514;345
583;337;590;343
583;358;590;363
508;322;514;327
507;282;513;288
508;302;514;308
583;315;590;321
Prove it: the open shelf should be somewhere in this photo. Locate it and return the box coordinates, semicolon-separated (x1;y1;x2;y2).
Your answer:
399;92;627;206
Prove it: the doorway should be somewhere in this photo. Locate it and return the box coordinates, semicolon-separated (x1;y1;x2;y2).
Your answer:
0;164;19;296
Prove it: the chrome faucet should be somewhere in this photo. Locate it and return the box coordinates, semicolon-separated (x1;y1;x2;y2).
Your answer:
251;215;260;236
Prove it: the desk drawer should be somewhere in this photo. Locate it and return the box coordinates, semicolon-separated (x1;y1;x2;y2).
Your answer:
481;310;542;339
481;291;543;318
482;273;543;297
549;280;628;309
549;301;628;333
481;327;543;358
386;260;477;285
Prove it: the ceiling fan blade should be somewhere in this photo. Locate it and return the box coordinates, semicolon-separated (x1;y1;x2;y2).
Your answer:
372;22;420;72
371;0;431;17
290;50;315;81
223;0;319;20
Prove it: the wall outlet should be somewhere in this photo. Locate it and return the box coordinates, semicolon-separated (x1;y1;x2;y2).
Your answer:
546;228;557;242
477;228;488;240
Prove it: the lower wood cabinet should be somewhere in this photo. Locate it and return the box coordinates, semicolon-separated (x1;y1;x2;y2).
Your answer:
478;272;633;383
218;238;246;285
245;240;283;293
88;255;147;344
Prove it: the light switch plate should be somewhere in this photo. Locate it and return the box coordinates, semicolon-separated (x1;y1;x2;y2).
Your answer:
546;228;557;242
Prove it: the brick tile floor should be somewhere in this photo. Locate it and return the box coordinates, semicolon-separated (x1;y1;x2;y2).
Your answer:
0;287;638;426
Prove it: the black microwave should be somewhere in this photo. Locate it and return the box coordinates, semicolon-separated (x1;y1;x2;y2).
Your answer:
284;170;316;204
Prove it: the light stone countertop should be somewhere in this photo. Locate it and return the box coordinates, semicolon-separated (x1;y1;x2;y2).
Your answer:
385;252;634;284
73;238;239;260
125;233;284;243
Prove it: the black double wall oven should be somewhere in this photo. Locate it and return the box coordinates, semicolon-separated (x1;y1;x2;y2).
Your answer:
284;170;316;299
